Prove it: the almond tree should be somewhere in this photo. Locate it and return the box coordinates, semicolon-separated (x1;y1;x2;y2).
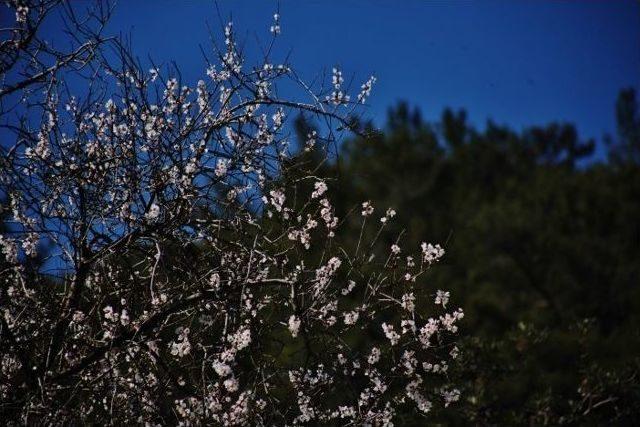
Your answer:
0;3;463;424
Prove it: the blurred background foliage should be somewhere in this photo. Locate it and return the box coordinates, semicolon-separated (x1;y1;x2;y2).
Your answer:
292;87;640;424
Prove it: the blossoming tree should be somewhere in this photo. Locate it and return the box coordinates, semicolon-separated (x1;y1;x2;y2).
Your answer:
0;1;463;424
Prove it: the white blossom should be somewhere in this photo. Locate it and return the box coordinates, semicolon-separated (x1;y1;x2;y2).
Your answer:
361;201;374;217
343;311;359;325
145;203;161;220
215;158;230;177
304;131;317;152
288;315;301;338
311;180;328;199
368;347;381;365
442;388;461;407
381;322;400;346
435;290;450;307
224;377;240;392
326;67;350;105
421;242;445;263
213;360;232;377
21;233;38;257
270;13;281;34
15;6;28;23
357;75;376;104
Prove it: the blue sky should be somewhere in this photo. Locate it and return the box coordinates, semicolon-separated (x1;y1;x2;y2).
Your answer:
36;0;640;157
2;1;638;271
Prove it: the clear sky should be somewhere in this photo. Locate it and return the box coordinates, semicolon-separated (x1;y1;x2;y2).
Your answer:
44;1;640;157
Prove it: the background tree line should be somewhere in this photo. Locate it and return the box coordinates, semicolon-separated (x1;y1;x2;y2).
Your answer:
290;87;640;424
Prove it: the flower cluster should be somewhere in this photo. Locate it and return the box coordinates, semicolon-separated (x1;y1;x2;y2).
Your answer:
15;5;28;24
270;13;281;35
326;67;350;105
357;75;377;103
